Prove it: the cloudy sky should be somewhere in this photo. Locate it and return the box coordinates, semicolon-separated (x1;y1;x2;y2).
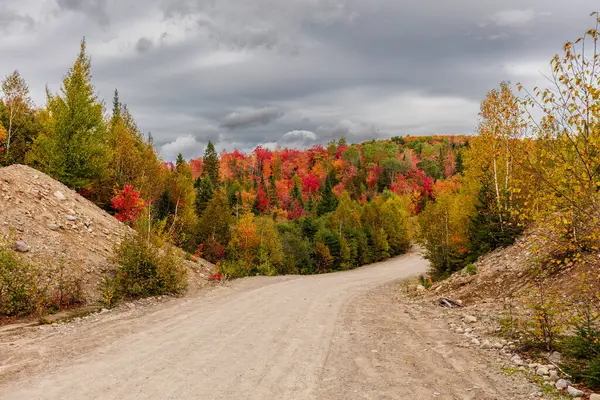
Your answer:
0;0;596;160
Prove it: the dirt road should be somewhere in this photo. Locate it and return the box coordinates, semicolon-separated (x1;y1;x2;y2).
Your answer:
0;252;536;399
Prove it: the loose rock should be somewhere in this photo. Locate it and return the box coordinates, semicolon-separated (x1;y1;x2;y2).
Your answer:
47;223;60;231
555;379;570;390
14;241;29;252
464;315;477;323
567;386;583;397
54;190;66;201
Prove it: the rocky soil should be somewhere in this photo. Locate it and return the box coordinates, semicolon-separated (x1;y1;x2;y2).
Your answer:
0;164;214;305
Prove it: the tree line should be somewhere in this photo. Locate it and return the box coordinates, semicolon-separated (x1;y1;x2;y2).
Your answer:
0;38;472;277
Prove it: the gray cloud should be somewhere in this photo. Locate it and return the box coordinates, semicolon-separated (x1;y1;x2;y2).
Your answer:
136;37;153;53
0;8;35;33
221;107;283;130
0;0;596;159
56;0;110;26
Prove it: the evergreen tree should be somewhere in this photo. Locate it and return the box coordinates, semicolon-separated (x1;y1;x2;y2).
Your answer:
111;88;121;123
468;175;523;261
455;150;464;174
154;190;174;221
194;175;214;216
27;38;110;191
268;174;279;208
291;179;303;206
437;147;446;178
198;189;234;246
202;141;220;185
317;172;338;216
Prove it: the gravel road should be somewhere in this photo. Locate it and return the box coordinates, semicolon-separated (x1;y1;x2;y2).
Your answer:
1;251;536;399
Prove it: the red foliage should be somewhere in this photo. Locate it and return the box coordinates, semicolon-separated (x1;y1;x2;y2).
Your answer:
366;165;381;189
189;158;203;180
209;273;223;281
288;200;306;219
111;185;145;223
302;173;321;194
255;184;269;213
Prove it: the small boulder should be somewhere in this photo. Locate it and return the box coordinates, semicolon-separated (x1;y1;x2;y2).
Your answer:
555;379;570;390
470;338;480;346
47;223;60;231
536;366;549;376
511;355;524;366
14;241;29;252
67;215;77;221
549;351;562;364
549;370;559;382
464;315;478;323
493;342;504;349
589;394;600;400
54;191;66;201
567;386;583;397
481;340;492;349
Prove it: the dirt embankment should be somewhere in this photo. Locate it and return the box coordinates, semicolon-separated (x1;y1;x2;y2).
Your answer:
429;233;599;305
0;164;213;304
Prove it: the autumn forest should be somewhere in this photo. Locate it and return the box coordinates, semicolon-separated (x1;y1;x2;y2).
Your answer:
1;15;600;285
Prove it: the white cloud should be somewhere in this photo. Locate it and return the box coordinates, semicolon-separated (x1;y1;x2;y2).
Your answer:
283;130;317;141
490;8;536;27
160;134;205;160
195;51;251;68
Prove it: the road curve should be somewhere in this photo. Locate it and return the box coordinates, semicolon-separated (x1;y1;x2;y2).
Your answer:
2;251;427;400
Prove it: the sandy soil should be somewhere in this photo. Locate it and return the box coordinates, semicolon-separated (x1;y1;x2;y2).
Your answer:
0;251;537;399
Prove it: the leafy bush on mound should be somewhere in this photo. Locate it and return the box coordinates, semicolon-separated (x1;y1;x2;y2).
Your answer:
0;236;84;317
111;231;188;300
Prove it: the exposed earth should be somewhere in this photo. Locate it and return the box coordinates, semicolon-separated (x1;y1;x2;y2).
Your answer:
0;250;544;400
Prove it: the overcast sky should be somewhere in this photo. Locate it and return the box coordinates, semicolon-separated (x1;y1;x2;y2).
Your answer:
0;1;597;160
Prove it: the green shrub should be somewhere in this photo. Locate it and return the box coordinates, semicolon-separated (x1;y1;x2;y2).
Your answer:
219;259;248;278
0;238;84;316
418;274;432;289
112;232;188;299
465;263;478;275
562;301;600;389
0;245;40;316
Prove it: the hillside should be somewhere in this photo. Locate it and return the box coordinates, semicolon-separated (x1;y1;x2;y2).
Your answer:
0;164;214;305
429;231;599;304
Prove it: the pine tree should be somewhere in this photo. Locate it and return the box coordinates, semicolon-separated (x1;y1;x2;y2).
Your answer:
268;174;279;208
111;88;121;123
194;175;214;216
27;38;110;191
468;174;523;261
317;172;338;216
291;179;303;206
455;150;464;174
197;189;234;246
203;141;220;185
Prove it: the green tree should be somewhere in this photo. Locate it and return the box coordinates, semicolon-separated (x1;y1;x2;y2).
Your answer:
0;70;35;165
317;172;338;216
467;172;522;261
27;38;110;191
202;141;220;185
194;175;214;216
197;189;234;247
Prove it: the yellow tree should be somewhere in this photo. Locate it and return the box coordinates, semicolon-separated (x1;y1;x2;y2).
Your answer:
229;212;260;270
417;180;472;278
467;82;525;223
518;13;600;255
